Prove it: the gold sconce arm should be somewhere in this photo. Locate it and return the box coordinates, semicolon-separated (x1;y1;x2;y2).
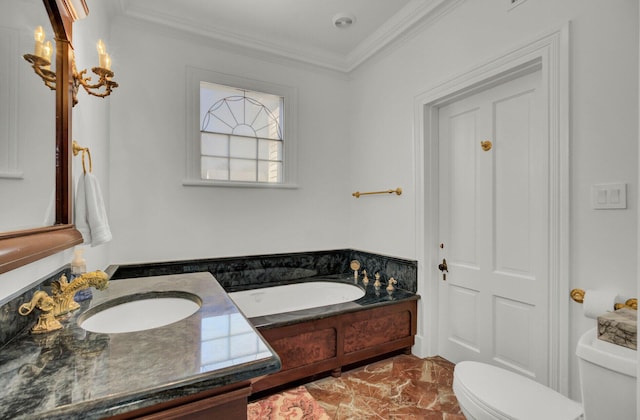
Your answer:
73;65;119;106
23;54;57;90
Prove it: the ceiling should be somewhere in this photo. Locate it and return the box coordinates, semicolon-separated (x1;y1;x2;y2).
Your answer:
115;0;452;72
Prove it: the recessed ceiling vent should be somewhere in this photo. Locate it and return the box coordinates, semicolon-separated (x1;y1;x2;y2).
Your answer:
332;13;355;28
508;0;529;10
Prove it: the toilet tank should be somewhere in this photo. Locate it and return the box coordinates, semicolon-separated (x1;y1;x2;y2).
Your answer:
576;328;637;420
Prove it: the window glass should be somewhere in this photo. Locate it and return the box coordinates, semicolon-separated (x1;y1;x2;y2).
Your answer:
201;156;229;180
201;133;228;156
229;136;256;159
229;159;257;182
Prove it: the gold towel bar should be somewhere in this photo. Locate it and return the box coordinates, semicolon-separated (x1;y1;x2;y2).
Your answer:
570;288;637;310
352;187;402;198
72;140;92;174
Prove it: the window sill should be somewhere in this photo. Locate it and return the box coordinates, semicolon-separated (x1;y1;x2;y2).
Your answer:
182;179;299;189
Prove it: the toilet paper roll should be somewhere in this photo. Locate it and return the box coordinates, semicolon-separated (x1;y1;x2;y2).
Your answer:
583;289;619;319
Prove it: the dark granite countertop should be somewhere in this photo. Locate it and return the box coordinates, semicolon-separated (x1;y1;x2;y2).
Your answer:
0;272;281;419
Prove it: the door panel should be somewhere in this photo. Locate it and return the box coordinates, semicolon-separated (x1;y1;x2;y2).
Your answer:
495;90;535;275
447;284;480;353
448;109;480;268
437;70;549;384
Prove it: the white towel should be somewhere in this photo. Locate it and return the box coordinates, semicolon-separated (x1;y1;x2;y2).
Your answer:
75;173;112;247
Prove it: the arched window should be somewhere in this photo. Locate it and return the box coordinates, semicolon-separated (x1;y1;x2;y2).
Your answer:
185;68;297;188
200;82;283;183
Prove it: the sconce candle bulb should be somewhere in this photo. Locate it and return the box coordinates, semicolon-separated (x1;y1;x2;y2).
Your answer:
96;39;108;68
96;39;105;54
34;26;45;57
42;41;53;70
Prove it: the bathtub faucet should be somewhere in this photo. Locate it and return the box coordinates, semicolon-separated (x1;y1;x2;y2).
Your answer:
350;260;361;281
386;277;397;292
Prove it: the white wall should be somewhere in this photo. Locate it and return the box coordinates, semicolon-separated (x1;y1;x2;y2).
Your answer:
347;0;638;400
72;0;112;272
107;17;352;264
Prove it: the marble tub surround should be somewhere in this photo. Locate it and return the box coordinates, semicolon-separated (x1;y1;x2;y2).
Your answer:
0;272;280;419
107;249;418;294
598;308;637;350
349;249;417;292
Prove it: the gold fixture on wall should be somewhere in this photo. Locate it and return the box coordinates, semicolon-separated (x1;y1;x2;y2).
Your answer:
72;141;92;174
570;288;637;310
24;28;118;106
480;140;492;151
352;187;402;198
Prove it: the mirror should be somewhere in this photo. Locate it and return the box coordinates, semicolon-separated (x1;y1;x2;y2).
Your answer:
0;0;55;232
0;0;83;274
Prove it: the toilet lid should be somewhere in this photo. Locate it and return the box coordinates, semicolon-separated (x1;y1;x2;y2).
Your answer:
454;361;583;420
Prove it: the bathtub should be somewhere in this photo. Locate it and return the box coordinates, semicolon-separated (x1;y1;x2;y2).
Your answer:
228;279;419;395
228;281;365;318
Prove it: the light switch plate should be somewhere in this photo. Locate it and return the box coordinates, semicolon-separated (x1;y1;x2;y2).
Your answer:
591;183;627;209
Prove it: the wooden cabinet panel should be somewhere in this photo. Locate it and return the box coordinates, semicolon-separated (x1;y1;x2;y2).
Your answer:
254;300;417;394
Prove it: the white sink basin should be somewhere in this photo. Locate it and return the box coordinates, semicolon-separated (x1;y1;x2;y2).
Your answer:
79;292;201;334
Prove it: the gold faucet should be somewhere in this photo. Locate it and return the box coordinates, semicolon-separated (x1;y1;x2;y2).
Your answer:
18;270;109;333
50;271;109;316
18;291;63;334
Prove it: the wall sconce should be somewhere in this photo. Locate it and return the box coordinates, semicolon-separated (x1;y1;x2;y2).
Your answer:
23;27;118;106
23;26;56;90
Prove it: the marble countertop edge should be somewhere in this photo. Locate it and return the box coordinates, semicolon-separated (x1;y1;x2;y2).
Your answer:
30;356;281;420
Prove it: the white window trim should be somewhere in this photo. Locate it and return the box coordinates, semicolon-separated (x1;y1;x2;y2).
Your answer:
184;66;298;189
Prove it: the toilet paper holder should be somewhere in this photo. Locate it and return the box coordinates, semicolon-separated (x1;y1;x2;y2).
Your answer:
570;288;637;310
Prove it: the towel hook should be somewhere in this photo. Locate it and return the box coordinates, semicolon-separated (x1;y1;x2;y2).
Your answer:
72;140;92;174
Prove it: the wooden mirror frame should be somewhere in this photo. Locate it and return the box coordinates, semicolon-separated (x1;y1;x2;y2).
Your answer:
0;0;84;274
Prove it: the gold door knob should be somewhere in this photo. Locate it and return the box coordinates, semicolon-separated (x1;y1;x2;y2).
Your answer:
480;140;492;151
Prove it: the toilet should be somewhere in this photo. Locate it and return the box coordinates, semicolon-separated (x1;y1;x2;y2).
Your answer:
453;328;637;420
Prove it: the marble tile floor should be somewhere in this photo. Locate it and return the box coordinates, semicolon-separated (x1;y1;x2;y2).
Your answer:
303;354;466;419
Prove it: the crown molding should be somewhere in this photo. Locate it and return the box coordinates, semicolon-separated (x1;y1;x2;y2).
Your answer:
115;0;462;73
346;0;464;71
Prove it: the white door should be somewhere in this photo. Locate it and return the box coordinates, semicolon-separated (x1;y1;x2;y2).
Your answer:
437;69;550;384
